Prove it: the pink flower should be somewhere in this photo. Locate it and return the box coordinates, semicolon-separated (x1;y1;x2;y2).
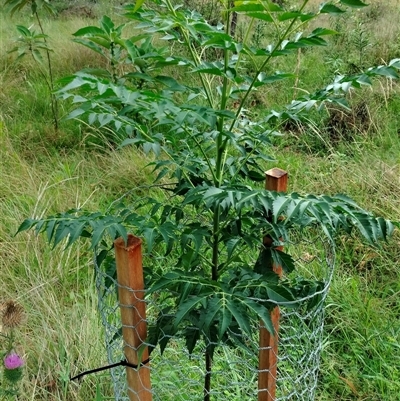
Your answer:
4;353;24;370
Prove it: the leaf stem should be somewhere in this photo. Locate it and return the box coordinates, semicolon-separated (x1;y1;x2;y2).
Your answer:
164;0;214;107
34;11;58;131
211;208;220;282
228;0;311;133
182;126;218;185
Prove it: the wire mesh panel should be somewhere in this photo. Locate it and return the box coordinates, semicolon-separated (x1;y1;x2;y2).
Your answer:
95;232;334;401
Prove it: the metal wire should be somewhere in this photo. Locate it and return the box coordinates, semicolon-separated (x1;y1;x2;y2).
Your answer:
94;232;335;400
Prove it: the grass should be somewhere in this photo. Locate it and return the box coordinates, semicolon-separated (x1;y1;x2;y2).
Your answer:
1;1;400;400
275;151;400;400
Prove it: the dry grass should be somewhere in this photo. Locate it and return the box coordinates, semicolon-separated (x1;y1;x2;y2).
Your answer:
0;117;153;400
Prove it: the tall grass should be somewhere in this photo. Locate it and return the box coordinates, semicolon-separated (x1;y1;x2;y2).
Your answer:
1;1;399;400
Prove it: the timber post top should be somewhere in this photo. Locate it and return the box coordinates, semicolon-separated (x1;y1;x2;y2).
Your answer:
265;167;288;179
114;234;142;250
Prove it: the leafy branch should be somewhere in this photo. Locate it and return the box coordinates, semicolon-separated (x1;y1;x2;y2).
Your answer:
5;0;59;130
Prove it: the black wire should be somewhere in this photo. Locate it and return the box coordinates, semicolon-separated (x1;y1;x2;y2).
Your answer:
70;358;150;382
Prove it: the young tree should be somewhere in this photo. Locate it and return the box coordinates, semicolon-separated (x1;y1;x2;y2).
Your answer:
18;0;399;398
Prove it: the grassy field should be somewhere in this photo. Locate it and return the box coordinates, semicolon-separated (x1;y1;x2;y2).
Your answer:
1;1;400;400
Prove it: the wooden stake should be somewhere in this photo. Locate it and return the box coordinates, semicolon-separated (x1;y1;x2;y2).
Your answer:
114;235;152;401
258;168;288;401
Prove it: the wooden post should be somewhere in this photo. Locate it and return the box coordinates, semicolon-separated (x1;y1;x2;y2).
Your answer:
258;168;288;401
114;235;152;401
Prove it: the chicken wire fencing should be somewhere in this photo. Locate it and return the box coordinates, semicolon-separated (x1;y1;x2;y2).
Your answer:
94;232;335;401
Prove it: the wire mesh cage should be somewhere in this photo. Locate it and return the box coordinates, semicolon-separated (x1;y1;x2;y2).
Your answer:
94;231;335;401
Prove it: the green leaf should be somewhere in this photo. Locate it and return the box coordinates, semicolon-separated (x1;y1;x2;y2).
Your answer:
72;38;107;56
16;25;31;37
184;326;201;354
243;299;274;335
96;249;109;268
285;198;309;222
319;3;345;14
42;1;57;16
246;12;273;22
66;108;86;120
100;16;115;35
226;238;241;261
66;221;88;248
310;28;339;37
387;220;396;238
332;194;359;207
178;281;194;305
350;213;373;243
91;225;106;249
31;48;44;64
34;219;46;235
271;249;295;274
53;223;70;249
278;12;314;22
218;304;232;341
85;36;111;49
245;170;266;182
339;0;368;7
155;76;186;92
254;247;273;275
254;72;294;87
284;36;328;49
116;224;128;246
227;299;251;335
389;58;400;69
266;284;295;304
231;1;282;12
272;196;291;223
193;62;224;76
133;0;146;12
73;26;106;37
147;271;182;294
356;74;373;85
56;75;91;93
45;219;57;243
203;187;224;202
15;218;37;235
174;296;204;329
148;312;175;354
316;201;333;225
230;3;264;12
143;226;157;253
5;0;29;17
201;297;222;331
368;66;399;79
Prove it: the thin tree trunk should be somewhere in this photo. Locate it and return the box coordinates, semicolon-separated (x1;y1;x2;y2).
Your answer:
204;349;212;401
230;4;238;37
35;12;59;131
229;1;237;37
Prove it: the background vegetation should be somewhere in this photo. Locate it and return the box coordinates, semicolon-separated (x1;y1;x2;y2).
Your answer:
0;0;399;399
